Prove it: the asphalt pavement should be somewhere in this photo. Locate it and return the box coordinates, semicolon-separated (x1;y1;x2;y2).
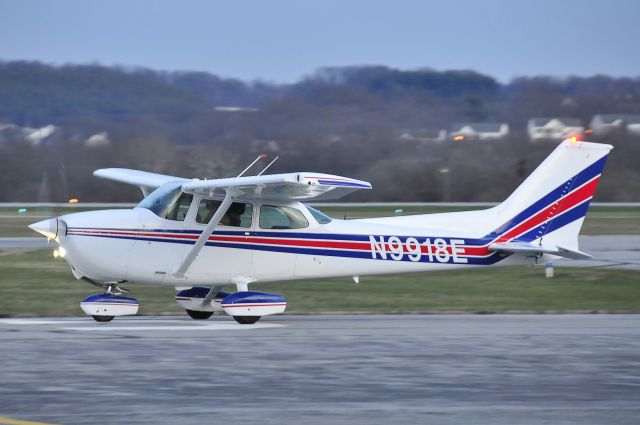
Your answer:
0;315;639;425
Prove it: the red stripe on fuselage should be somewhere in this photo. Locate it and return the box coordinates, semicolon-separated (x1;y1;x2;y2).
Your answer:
494;176;599;244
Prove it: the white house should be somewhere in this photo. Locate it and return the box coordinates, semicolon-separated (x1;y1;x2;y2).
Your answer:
396;128;447;143
527;118;584;142
449;123;509;141
85;132;111;147
590;114;640;136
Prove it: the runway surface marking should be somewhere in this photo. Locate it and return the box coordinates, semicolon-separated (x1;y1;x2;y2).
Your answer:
0;417;60;425
61;323;285;331
0;318;285;331
0;319;63;325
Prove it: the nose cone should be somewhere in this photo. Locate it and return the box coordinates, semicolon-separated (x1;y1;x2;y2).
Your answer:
29;218;58;239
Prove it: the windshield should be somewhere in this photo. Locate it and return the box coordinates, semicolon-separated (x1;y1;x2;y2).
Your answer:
137;182;193;221
306;205;333;224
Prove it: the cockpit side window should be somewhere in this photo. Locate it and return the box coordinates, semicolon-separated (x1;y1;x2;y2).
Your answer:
137;182;193;221
196;199;253;228
259;205;309;229
164;192;193;221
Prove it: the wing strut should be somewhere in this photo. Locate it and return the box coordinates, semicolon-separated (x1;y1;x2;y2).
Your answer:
172;189;238;278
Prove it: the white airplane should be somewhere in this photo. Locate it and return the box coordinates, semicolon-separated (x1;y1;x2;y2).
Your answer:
29;139;611;323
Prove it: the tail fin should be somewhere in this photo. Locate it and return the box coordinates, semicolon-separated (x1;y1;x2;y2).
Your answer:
490;139;612;252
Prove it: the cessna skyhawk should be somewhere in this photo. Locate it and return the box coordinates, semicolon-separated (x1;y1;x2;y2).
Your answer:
29;139;611;323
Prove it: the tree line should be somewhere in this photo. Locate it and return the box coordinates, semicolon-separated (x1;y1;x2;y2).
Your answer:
0;61;638;202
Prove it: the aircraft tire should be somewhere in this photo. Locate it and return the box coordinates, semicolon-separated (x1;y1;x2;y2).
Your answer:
186;309;214;320
92;315;114;322
233;316;261;325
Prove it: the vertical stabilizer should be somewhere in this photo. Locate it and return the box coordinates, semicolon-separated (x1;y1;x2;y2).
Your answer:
490;139;612;251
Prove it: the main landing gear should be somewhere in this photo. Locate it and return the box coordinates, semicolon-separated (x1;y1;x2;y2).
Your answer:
175;286;286;324
185;308;260;324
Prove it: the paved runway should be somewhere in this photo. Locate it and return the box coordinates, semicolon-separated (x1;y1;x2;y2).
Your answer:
1;315;639;425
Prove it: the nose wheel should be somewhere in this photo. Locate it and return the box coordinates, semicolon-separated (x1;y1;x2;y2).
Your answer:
92;315;115;323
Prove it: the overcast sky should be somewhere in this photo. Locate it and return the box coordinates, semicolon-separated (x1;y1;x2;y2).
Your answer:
1;0;639;83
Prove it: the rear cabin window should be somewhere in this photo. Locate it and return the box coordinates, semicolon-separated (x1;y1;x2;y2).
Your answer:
196;200;253;228
259;205;309;229
306;205;333;224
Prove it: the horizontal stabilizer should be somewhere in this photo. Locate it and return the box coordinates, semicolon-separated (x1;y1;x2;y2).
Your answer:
489;242;592;260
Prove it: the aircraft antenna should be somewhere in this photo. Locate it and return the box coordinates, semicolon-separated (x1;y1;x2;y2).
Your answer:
257;156;279;176
237;153;267;178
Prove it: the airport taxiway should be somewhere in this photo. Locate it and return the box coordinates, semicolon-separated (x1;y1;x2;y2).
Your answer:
1;315;639;425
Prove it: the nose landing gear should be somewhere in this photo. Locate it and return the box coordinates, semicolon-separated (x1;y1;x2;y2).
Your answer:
80;279;139;322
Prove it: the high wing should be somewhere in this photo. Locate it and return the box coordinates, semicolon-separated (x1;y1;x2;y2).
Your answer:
94;168;189;196
95;168;372;201
181;172;372;201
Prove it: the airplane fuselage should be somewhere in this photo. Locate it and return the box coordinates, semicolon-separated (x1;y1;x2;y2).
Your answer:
56;201;530;288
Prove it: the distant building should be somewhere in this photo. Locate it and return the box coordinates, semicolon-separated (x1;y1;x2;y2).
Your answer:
0;123;58;145
396;128;447;143
527;118;584;142
85;132;111;147
590;114;640;136
449;123;509;141
214;106;259;112
23;125;57;145
0;123;22;143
